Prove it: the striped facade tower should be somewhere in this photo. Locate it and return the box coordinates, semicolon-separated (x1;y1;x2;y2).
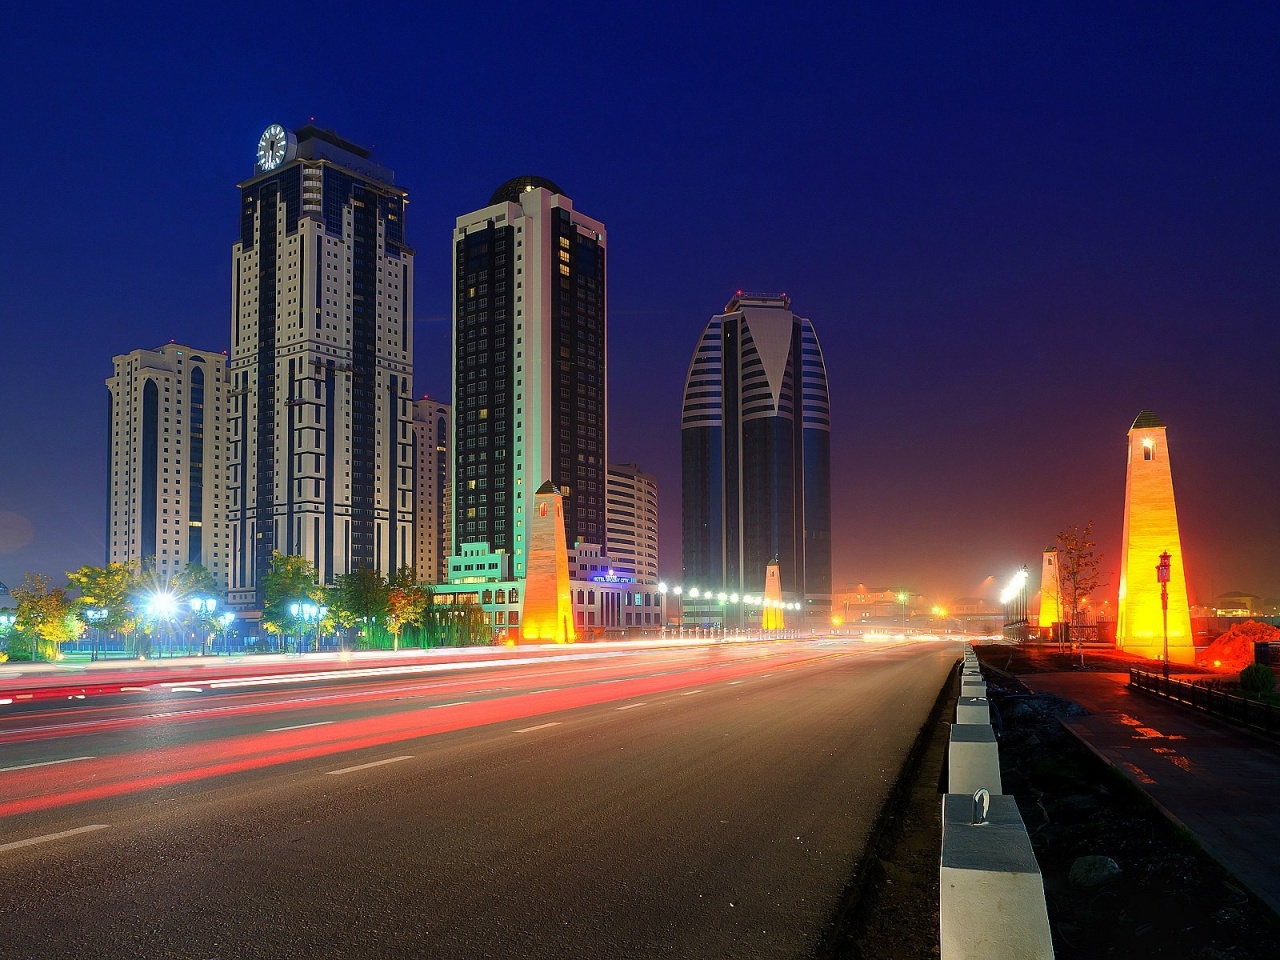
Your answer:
680;293;831;625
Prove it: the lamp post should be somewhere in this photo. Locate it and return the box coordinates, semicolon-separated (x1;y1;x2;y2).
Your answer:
84;607;108;661
218;611;235;655
190;597;217;656
0;612;16;661
1157;551;1171;680
289;601;327;654
898;592;908;633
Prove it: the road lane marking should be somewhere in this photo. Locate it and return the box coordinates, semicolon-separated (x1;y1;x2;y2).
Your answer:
761;673;772;678
615;702;647;710
169;686;203;693
120;687;151;693
0;824;109;853
429;700;471;708
0;698;11;705
266;721;334;733
515;722;561;733
326;756;414;776
681;690;704;696
0;756;95;773
727;680;744;685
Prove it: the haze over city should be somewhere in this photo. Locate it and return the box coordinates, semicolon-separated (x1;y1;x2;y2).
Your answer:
2;2;1278;603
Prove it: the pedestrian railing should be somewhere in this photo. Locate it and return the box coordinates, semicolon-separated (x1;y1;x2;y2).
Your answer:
1129;669;1280;739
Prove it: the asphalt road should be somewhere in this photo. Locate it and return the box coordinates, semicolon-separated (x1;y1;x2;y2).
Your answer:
0;638;958;959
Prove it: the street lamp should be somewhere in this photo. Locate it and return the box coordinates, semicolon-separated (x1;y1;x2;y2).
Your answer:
146;592;178;658
0;612;16;661
897;592;908;632
84;607;108;661
1157;551;1171;680
289;601;328;653
190;596;217;656
218;611;235;655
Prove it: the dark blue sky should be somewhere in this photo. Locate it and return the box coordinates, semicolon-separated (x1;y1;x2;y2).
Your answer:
2;2;1277;602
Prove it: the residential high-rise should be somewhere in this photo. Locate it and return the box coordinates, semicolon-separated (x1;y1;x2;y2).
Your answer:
412;396;450;583
106;344;230;587
451;177;607;581
606;463;659;584
228;124;414;607
1117;409;1193;662
681;293;831;621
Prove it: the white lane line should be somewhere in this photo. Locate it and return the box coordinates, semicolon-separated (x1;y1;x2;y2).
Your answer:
0;756;95;773
515;722;561;733
727;680;744;685
429;700;471;709
761;673;773;678
326;756;414;776
0;698;12;705
681;689;704;696
266;720;334;733
0;824;109;853
120;687;151;693
615;702;647;710
169;686;204;693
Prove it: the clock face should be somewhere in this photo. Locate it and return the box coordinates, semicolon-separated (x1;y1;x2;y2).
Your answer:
256;124;293;172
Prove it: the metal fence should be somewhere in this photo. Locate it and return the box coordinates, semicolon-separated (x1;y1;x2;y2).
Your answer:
1129;669;1280;739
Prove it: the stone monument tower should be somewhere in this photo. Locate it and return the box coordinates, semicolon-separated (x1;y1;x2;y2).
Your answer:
1117;410;1193;662
519;482;576;644
1036;547;1060;634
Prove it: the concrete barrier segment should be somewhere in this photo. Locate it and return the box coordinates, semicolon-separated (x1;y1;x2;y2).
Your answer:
940;792;1054;959
947;723;1003;795
955;696;991;725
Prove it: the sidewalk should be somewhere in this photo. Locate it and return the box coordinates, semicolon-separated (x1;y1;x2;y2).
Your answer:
1025;671;1280;918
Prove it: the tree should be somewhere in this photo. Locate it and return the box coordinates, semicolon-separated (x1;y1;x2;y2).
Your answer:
67;561;141;656
331;567;389;649
172;562;219;598
386;566;428;651
12;573;83;661
260;553;322;649
1054;522;1103;662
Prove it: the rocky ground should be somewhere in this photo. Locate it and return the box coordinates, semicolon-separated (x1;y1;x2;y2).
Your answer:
828;643;1280;959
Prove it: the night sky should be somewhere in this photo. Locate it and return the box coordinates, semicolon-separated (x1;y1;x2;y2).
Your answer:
2;2;1278;605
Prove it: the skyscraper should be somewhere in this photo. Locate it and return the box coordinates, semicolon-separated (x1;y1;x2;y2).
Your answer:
606;463;659;585
412;396;450;584
451;178;607;581
228;124;414;607
681;293;831;621
106;344;230;587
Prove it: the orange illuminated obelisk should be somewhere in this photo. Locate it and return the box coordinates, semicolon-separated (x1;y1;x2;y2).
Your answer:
1116;410;1193;662
1036;547;1060;633
761;562;785;632
519;482;576;644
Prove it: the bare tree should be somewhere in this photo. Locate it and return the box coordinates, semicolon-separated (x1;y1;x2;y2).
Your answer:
1054;522;1103;664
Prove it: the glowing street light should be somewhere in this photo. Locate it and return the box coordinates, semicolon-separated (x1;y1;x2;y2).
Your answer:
1157;551;1171;679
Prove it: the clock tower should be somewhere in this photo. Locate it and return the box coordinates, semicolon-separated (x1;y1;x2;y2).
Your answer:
228;124;415;608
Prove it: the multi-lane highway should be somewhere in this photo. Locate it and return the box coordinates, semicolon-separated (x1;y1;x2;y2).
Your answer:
0;637;957;959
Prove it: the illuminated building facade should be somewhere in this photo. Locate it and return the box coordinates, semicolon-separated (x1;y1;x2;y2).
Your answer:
106;344;230;588
412;397;450;583
606;463;659;585
451;178;607;582
680;293;831;624
228;124;415;608
1036;547;1060;631
1116;409;1194;661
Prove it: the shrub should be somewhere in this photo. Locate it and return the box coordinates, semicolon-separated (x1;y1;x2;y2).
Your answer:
1239;663;1276;697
